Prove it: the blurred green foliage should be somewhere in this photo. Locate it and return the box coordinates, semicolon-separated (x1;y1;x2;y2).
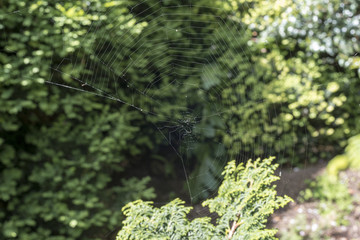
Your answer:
187;0;360;199
301;174;352;214
219;0;360;164
327;134;360;176
346;134;360;168
0;1;155;239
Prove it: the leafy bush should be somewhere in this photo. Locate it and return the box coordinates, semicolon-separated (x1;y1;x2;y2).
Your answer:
219;0;360;164
0;1;155;239
346;134;360;169
116;157;292;240
327;133;360;176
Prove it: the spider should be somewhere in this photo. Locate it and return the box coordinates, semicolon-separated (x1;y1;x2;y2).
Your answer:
160;114;199;144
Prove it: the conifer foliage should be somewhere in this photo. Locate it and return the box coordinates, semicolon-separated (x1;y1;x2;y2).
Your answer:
117;157;292;240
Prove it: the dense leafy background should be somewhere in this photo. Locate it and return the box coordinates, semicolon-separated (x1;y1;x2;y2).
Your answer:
1;0;359;239
0;1;156;239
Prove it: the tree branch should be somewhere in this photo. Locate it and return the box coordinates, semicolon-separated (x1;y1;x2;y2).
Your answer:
228;220;242;239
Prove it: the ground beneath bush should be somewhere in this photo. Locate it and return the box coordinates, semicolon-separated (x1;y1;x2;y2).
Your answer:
269;163;360;240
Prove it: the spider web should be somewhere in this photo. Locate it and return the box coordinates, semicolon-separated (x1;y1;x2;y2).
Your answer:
46;0;298;208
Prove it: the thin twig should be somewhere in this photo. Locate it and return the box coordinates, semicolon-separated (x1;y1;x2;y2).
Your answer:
227;220;242;239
